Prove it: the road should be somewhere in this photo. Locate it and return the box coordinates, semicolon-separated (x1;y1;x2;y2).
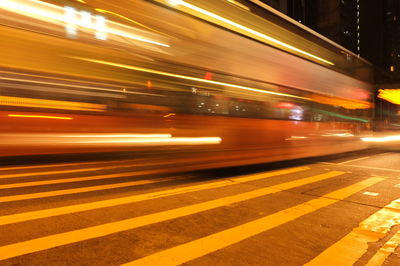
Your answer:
0;149;399;265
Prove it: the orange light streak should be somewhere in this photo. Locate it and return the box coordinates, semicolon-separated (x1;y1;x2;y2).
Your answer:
70;57;309;100
7;114;73;120
79;137;222;145
0;96;106;112
163;113;176;118
378;89;400;105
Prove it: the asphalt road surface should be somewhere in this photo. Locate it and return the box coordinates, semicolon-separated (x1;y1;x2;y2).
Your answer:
0;149;399;265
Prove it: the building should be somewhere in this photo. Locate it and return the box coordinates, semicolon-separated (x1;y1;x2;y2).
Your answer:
261;0;400;83
383;0;400;82
259;0;359;54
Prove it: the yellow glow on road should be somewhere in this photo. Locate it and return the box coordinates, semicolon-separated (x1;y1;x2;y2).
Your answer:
305;198;400;266
7;114;73;120
366;229;400;266
164;0;334;65
70;56;309;100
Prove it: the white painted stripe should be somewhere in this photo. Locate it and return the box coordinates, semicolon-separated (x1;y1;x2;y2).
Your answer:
338;156;370;164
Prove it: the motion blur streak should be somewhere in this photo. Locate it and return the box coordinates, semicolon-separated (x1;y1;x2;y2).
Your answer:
161;0;334;65
70;56;308;100
0;96;106;112
0;134;221;146
60;134;173;138
377;89;400;105
0;0;170;47
226;0;250;11
361;135;400;142
78;137;222;145
7;114;73;120
94;8;170;38
0;75;164;97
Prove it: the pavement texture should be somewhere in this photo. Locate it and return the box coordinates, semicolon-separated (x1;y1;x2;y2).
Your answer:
0;149;399;265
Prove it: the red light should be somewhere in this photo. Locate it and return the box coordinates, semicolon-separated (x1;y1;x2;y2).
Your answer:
147;80;152;88
204;72;213;80
277;102;295;109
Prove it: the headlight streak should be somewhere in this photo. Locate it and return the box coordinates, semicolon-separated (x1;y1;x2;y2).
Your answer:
7;114;73;120
76;137;222;145
60;134;173;138
0;0;170;47
161;0;334;66
361;135;400;143
69;56;309;100
0;133;222;146
321;133;354;137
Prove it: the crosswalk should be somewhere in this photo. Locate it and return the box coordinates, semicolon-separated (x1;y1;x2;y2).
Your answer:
0;159;399;265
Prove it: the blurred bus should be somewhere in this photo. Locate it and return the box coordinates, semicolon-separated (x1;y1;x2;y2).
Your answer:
0;0;374;167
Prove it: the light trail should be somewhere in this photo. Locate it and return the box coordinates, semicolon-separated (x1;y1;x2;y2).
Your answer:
0;0;170;47
161;0;334;65
7;114;73;120
70;56;310;100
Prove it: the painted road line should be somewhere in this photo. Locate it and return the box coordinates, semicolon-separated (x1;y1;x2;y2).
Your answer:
338;156;370;165
0;159;169;180
123;177;384;266
0;169;171;189
0;176;182;203
0;165;309;190
330;164;400;173
362;191;379;196
0;167;309;226
366;230;400;266
304;198;400;266
0;158;144;172
0;171;345;260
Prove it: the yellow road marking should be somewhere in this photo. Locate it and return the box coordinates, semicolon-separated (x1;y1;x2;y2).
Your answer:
0;170;344;260
305;198;400;266
0;160;161;180
338;156;370;165
0;170;162;189
366;230;400;266
123;177;383;266
0;158;143;172
0;167;309;225
0;177;178;203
